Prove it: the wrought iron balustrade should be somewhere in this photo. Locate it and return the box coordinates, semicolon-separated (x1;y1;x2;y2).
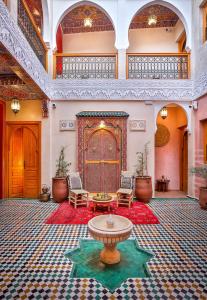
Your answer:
127;53;190;79
17;0;47;69
55;54;117;79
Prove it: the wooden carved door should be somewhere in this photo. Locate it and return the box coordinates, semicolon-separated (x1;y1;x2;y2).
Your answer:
85;129;120;192
8;123;40;198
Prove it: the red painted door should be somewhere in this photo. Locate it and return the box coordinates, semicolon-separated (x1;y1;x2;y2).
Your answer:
84;129;120;192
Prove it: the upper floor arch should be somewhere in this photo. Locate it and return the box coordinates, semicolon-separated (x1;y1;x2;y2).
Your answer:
116;0;192;51
52;0;117;51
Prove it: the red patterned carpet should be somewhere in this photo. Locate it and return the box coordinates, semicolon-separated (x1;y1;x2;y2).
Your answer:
45;201;159;225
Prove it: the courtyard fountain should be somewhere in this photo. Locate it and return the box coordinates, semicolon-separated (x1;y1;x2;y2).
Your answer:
65;214;153;291
88;214;133;264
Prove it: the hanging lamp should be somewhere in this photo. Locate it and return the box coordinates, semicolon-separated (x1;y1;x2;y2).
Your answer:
11;98;20;114
160;107;168;119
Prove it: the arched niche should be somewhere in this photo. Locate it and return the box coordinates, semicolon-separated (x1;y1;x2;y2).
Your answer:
154;102;191;134
53;0;117;52
154;102;190;194
127;0;191;52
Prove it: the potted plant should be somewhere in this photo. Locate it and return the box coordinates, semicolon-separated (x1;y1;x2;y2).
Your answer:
135;142;152;203
191;165;207;209
52;146;71;203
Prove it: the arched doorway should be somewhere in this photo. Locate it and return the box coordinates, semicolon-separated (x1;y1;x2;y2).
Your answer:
155;104;188;196
54;2;117;79
76;111;128;193
127;3;189;80
7;122;41;198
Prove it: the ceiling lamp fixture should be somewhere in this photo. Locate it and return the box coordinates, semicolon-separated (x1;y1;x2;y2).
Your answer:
148;14;157;26
160;107;168;119
11;98;20;114
84;17;93;28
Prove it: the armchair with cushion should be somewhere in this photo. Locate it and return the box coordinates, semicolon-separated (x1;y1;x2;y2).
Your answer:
116;171;134;208
68;172;89;208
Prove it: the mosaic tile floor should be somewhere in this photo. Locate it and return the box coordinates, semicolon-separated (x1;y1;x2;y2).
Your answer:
0;198;206;299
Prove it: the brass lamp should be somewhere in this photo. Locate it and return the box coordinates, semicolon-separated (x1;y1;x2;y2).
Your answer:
11;98;20;114
160;107;168;119
148;14;157;26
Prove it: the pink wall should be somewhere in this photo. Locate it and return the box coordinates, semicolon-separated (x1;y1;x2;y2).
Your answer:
155;107;187;190
194;95;207;198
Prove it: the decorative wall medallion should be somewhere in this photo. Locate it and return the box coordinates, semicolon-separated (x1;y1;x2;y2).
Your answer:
59;120;76;131
155;124;170;147
129;120;146;131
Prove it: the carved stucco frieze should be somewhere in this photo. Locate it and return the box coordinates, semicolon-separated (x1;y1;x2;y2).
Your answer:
193;71;207;100
51;79;194;101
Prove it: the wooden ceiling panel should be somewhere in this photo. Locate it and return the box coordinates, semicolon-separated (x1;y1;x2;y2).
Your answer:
0;43;46;100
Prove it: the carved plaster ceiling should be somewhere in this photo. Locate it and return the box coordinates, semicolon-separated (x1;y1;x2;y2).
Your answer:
61;4;179;34
0;43;46;100
61;5;114;34
130;5;179;29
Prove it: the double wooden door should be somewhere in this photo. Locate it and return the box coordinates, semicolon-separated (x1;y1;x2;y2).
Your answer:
84;129;120;192
7;122;40;198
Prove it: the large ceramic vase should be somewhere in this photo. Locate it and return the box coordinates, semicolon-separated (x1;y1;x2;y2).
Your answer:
52;177;68;203
135;176;152;203
199;187;207;209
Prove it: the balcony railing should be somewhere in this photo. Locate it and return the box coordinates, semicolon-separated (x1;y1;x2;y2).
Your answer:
54;54;118;79
17;0;47;69
127;53;190;79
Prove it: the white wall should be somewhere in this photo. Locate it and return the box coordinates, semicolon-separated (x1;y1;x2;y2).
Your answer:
51;100;155;191
62;26;184;53
128;27;179;53
63;31;116;53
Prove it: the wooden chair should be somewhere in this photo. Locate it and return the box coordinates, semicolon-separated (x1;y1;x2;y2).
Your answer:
68;172;89;208
116;171;134;208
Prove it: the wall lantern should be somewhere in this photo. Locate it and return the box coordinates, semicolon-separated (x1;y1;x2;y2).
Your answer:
148;14;157;26
84;17;93;28
11;98;20;114
160;107;168;119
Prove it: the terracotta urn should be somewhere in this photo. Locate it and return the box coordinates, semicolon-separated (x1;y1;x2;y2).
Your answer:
135;176;152;203
52;177;68;203
199;187;207;209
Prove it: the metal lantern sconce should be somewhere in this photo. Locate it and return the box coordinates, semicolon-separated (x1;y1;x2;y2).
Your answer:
11;98;20;114
160;107;168;119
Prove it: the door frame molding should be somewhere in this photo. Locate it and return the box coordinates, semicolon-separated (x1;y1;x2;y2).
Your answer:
77;114;128;188
6;121;41;198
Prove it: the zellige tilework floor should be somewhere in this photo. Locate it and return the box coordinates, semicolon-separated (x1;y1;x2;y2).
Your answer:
0;198;207;299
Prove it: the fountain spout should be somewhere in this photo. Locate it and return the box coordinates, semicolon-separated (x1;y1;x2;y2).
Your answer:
106;214;114;228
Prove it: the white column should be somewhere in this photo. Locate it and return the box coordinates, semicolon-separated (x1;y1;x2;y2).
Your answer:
118;49;127;79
